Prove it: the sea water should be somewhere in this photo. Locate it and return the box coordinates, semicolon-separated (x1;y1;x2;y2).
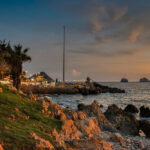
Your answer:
47;82;150;120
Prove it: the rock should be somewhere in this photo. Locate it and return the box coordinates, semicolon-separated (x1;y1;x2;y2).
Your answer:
110;133;126;146
29;91;38;101
31;133;55;150
74;138;112;150
0;88;2;93
44;96;53;104
65;110;78;121
61;120;82;140
124;104;139;113
140;106;150;117
139;77;149;82
51;129;66;149
100;104;104;108
120;78;128;82
104;104;139;135
79;100;115;131
42;101;49;113
0;144;4;150
71;111;78;121
80;88;89;95
139;129;146;137
143;145;150;150
139;120;150;138
78;103;86;111
78;111;86;120
75;117;101;137
59;112;66;121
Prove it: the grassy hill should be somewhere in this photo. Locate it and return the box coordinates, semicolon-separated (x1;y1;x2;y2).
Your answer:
0;84;62;150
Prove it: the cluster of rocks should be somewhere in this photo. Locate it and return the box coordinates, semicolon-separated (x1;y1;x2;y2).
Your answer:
33;97;150;150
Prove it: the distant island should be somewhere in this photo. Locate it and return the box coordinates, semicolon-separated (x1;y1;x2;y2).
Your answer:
120;78;128;82
139;77;150;82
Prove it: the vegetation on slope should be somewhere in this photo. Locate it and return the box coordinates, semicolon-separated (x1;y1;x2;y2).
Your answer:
0;84;62;150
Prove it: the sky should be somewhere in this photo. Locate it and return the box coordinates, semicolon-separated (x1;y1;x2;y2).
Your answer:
1;0;150;81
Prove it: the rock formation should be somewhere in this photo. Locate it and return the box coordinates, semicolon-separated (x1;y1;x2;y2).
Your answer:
124;104;139;113
104;104;139;135
140;106;150;117
120;78;128;82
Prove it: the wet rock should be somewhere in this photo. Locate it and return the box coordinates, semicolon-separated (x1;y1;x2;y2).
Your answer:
78;103;86;111
31;133;55;150
140;106;150;117
139;120;150;138
100;104;104;108
110;133;126;146
124;104;139;113
104;104;139;135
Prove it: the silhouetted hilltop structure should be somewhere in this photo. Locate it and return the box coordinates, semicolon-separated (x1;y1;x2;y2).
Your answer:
30;72;54;82
120;78;128;83
139;77;149;82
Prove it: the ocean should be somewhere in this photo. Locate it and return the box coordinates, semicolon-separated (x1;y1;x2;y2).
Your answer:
47;82;150;120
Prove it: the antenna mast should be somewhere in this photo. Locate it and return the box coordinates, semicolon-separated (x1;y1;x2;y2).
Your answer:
63;26;66;83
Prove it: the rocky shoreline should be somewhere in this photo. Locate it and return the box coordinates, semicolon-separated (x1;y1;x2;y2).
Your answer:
21;82;125;95
35;95;150;150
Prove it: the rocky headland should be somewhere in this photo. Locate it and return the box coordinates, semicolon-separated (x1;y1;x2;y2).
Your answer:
21;82;125;95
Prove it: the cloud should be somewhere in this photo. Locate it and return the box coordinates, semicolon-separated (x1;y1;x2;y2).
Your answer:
72;69;81;77
95;36;109;44
128;26;143;42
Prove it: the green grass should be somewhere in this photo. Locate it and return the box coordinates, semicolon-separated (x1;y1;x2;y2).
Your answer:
0;84;62;150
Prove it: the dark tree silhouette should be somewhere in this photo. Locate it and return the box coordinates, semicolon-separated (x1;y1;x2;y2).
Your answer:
5;44;31;90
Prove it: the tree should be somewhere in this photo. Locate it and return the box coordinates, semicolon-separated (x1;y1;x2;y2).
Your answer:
5;44;31;90
0;40;11;73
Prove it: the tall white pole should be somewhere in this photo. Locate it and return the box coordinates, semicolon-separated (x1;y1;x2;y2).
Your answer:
63;26;66;83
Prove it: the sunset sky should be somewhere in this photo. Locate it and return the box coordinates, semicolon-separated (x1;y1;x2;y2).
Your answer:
1;0;150;81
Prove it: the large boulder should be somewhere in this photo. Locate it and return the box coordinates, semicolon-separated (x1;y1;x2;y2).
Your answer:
78;100;114;131
104;104;139;135
61;120;82;140
124;104;139;114
75;117;101;137
139;120;150;138
140;106;150;117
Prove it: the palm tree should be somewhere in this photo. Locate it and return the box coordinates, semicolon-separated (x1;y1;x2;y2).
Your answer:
5;44;31;90
0;40;11;73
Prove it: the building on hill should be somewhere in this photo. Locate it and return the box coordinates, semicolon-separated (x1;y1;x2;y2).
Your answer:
27;72;55;86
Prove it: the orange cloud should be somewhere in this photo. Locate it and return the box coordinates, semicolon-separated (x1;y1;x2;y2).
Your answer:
128;26;143;42
72;69;81;77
